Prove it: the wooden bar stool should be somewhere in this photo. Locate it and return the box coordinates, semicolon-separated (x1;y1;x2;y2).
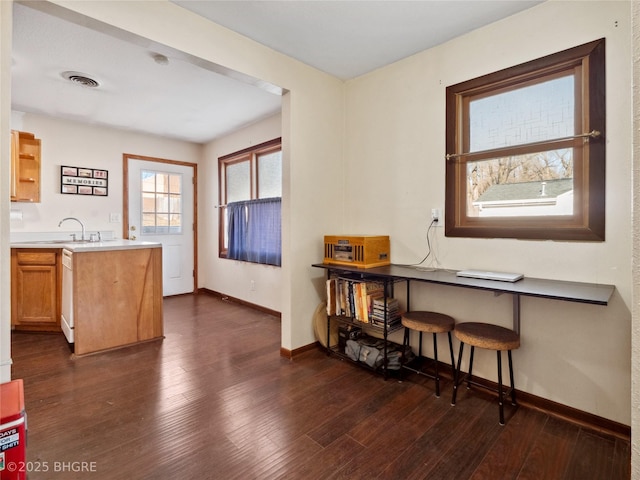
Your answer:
451;322;520;425
401;311;456;397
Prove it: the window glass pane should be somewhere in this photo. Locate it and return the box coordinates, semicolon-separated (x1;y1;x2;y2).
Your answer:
140;171;183;234
156;193;169;213
170;194;181;213
226;161;250;203
169;175;181;194
469;75;574;152
156;213;169;230
258;150;282;198
170;213;181;228
466;148;573;217
168;175;182;234
155;173;169;193
142;213;156;233
142;192;156;212
141;171;156;192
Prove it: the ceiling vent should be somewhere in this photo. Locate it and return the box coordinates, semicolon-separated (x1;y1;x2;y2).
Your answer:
61;71;100;88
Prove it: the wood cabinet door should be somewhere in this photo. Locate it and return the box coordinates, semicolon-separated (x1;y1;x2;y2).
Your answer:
11;250;61;331
15;265;58;325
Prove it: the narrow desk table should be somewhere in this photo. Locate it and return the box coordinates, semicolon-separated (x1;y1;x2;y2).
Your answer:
312;263;615;333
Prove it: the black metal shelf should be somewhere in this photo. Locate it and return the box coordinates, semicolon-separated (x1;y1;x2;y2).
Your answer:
329;314;404;335
318;264;409;379
328;341;405;377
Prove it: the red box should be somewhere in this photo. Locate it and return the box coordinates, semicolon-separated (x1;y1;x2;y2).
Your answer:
0;380;26;480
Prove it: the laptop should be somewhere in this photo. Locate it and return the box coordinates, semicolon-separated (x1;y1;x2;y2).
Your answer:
456;270;524;282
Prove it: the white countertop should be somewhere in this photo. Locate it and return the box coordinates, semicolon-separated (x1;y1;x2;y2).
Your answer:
11;239;161;252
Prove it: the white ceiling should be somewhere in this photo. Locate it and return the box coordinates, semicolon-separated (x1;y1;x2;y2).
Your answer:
11;1;542;145
174;0;543;80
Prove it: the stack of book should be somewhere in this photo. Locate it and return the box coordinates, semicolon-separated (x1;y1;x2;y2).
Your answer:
326;276;385;323
370;297;401;328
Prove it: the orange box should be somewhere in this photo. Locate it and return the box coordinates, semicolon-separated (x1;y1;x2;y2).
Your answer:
323;235;390;268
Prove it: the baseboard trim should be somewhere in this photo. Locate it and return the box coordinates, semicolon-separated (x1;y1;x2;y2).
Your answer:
516;391;630;441
448;367;629;440
197;288;281;318
280;342;318;360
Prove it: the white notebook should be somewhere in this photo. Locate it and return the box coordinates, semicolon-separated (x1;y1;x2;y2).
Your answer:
456;270;524;282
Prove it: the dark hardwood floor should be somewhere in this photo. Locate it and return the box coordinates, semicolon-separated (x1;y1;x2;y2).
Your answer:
11;293;630;479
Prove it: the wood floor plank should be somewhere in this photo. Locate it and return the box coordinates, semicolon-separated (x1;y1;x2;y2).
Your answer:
307;376;397;447
346;381;432;446
9;293;630;480
516;415;580;479
331;386;451;480
421;390;505;479
284;434;366;480
377;389;491;480
563;429;617;480
469;407;548;479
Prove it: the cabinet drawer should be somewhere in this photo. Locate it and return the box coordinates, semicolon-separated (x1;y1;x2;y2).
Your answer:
16;251;57;265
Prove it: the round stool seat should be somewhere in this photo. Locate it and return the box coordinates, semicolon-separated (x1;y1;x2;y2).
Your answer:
454;322;520;351
401;311;455;334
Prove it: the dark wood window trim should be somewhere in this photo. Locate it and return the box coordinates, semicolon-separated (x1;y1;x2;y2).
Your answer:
218;137;282;258
445;39;605;241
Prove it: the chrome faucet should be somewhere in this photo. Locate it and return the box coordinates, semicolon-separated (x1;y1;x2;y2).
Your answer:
58;217;86;241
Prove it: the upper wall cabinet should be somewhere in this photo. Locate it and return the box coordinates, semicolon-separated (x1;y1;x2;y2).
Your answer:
11;130;41;203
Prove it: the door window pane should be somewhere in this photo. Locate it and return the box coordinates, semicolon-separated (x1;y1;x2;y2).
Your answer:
141;170;183;234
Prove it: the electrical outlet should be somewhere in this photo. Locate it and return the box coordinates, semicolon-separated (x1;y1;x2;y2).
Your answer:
250;280;256;291
431;208;441;222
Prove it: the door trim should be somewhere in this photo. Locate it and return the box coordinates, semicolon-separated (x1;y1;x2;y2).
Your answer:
123;153;198;294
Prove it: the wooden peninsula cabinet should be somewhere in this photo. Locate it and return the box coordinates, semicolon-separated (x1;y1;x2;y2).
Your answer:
11;249;61;332
71;245;163;356
10;240;163;356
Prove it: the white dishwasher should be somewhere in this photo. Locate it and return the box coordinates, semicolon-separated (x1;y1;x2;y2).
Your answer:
61;249;74;343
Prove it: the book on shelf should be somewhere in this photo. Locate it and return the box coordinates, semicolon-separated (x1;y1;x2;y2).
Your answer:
370;297;402;327
372;297;400;313
369;316;402;329
326;279;337;316
325;275;386;323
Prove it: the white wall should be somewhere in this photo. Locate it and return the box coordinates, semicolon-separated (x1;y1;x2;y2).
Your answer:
9;112;201;238
344;0;632;426
200;113;283;312
0;1;12;382
631;0;639;475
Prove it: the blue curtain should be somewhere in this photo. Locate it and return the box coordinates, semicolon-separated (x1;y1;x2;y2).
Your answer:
227;201;248;261
226;198;281;266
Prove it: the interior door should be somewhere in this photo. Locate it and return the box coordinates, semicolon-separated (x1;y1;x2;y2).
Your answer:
125;155;196;296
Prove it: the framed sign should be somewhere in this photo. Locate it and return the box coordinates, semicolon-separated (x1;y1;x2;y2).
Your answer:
61;166;108;196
